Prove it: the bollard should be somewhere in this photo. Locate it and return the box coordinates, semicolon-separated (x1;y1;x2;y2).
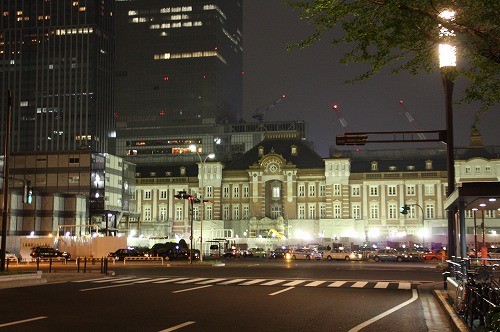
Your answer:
84;257;87;273
49;257;52;273
100;258;104;274
77;257;80;273
36;257;40;271
6;258;8;271
442;270;450;290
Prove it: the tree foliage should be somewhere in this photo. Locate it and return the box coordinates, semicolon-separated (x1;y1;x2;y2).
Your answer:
284;0;499;120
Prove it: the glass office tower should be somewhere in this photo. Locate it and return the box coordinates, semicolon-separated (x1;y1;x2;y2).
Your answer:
114;0;243;127
0;0;115;153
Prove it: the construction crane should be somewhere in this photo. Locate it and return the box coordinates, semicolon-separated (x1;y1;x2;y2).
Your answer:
332;104;362;152
398;100;427;141
252;94;286;122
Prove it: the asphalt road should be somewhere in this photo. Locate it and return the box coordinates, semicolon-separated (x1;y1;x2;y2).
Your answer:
0;259;451;332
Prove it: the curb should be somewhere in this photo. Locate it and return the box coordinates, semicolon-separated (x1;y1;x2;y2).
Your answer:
433;290;469;332
0;271;46;289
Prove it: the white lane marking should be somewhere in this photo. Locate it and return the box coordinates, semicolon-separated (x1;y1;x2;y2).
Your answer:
261;279;286;286
93;277;134;283
72;277;115;283
352;281;368;288
269;287;295;296
348;289;419;332
283;280;307;287
240;279;266;285
218;278;247;285
80;283;136;292
158;321;196;332
328;281;346;287
196;278;226;284
143;278;170;283
172;285;213;293
134;278;162;284
305;280;326;287
0;316;47;328
175;278;207;284
374;282;389;289
398;282;411;290
153;278;188;284
113;277;151;284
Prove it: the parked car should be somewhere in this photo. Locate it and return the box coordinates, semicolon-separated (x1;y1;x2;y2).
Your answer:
5;251;18;261
245;247;267;258
223;248;242;258
289;248;319;260
146;243;169;257
372;249;408;262
107;248;144;261
396;247;424;261
30;246;71;260
160;248;200;261
423;249;447;261
488;248;500;259
269;247;291;259
324;249;364;261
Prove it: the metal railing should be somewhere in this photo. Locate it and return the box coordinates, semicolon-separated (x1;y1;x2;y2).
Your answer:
447;258;500;330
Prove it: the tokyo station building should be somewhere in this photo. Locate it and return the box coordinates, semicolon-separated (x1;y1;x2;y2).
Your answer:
133;131;500;249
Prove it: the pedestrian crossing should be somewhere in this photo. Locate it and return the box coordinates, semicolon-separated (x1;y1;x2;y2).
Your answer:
73;276;421;290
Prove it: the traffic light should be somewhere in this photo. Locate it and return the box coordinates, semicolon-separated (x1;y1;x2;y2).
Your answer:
24;180;33;204
174;191;193;200
400;205;410;215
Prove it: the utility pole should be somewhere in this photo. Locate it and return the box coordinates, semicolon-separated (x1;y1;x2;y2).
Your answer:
1;90;12;272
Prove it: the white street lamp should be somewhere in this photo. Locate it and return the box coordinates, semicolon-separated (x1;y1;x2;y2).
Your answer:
189;144;215;262
438;9;459;259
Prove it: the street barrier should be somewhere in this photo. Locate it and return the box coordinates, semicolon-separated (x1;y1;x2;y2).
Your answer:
123;256;164;265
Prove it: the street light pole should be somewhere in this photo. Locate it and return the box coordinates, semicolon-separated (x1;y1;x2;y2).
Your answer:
439;9;457;259
189;145;214;262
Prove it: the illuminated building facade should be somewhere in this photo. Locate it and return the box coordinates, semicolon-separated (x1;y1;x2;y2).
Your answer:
131;132;500;250
0;0;115;153
114;0;243;127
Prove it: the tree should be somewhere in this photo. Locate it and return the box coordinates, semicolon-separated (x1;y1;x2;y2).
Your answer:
284;0;499;121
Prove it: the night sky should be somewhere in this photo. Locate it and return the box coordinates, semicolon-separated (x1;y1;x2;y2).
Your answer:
242;1;499;158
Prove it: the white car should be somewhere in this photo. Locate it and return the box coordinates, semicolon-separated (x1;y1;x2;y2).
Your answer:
6;251;18;262
289;248;321;260
324;249;363;261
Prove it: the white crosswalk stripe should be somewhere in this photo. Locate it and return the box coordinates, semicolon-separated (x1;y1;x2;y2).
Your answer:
398;282;411;290
283;280;308;287
261;279;287;286
153;277;188;284
74;277;421;290
328;281;347;287
176;278;207;284
305;280;326;287
217;278;247;285
196;278;226;284
240;279;267;285
374;282;390;289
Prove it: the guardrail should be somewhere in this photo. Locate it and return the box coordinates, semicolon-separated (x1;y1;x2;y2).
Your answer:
76;257;110;274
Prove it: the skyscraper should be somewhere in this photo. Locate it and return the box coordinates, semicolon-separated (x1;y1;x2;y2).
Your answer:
0;0;115;153
114;0;243;128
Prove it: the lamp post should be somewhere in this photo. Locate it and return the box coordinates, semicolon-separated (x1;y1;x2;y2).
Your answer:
439;9;457;259
189;145;215;262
